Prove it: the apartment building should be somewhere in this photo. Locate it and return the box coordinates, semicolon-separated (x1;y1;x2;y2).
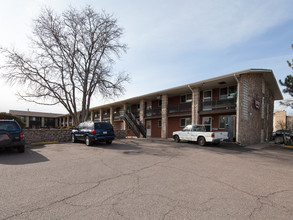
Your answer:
58;69;282;145
9;110;62;129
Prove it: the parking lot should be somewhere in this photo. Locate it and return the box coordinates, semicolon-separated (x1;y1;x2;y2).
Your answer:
1;139;293;219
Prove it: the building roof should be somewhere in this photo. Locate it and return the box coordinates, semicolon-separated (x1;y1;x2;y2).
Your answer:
9;110;63;118
89;68;283;111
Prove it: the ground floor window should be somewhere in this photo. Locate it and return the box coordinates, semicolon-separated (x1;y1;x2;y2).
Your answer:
180;118;191;127
202;116;212;131
219;115;226;129
158;119;162;128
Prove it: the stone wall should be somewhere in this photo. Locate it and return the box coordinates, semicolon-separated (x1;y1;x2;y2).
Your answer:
24;129;127;144
24;129;72;144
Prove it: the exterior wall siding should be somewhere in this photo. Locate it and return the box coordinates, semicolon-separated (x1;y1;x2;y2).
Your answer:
237;73;274;145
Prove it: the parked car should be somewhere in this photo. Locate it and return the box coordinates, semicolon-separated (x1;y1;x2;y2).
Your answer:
0;119;25;153
272;129;292;144
71;121;115;146
172;124;228;146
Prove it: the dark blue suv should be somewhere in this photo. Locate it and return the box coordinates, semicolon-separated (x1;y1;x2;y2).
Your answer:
71;121;115;146
0;120;25;153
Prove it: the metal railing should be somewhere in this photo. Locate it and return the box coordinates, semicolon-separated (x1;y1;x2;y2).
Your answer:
200;98;236;112
168;103;191;115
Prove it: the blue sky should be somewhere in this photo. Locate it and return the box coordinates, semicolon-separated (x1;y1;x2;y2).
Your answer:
0;0;293;114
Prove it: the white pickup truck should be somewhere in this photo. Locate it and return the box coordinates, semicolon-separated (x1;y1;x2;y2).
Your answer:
172;124;228;146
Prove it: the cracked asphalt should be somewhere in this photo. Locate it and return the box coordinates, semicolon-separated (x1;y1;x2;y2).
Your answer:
1;139;293;219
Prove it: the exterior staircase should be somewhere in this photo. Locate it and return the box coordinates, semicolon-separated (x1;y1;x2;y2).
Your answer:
119;110;146;138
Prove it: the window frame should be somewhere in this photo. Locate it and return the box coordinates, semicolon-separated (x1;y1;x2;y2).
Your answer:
219;115;226;129
180;93;192;103
180;117;191;127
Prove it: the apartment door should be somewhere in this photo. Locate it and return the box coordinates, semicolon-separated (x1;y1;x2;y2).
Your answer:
146;120;151;137
224;115;236;141
203;91;212;111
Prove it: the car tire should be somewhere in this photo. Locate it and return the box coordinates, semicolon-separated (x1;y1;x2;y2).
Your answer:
198;137;206;146
174;135;180;143
85;136;92;146
71;134;77;143
17;145;25;153
106;140;112;144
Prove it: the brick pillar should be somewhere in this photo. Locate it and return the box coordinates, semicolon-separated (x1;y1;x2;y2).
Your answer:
41;117;45;127
110;107;114;125
140;100;145;137
99;109;103;122
26;116;29;128
123;104;127;130
191;87;200;125
67;116;70;127
161;94;168;139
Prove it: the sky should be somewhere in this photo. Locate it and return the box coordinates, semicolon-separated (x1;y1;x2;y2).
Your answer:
0;0;293;114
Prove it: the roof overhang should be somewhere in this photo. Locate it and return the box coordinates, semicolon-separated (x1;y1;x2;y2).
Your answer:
89;69;283;111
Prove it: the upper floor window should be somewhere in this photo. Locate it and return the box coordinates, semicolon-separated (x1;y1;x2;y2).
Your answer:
220;85;237;100
181;94;192;103
203;90;212;101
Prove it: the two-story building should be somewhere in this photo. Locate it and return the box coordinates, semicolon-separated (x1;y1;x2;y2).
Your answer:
58;69;282;145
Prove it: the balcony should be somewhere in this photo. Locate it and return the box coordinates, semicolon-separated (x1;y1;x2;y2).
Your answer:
168;103;191;116
200;98;236;113
145;108;161;117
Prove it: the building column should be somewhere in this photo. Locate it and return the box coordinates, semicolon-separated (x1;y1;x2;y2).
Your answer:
110;107;114;125
55;118;58;128
63;117;66;127
90;111;94;121
41;117;45;128
191;87;200;125
161;94;168;139
98;109;102;122
59;118;62;127
26;116;29;128
67;116;70;128
140;100;145;138
123;104;127;130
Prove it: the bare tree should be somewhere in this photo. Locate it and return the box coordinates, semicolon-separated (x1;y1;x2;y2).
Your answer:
0;6;129;126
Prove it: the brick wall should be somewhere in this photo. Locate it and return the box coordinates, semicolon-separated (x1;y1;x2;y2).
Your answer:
237;73;274;145
24;129;127;145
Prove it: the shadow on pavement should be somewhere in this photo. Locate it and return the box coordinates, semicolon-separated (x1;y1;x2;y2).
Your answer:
0;145;49;165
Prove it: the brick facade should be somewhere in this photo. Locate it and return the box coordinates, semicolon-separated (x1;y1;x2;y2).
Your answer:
55;69;282;146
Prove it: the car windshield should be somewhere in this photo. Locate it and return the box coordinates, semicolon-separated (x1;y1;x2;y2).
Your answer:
95;123;113;130
0;121;20;132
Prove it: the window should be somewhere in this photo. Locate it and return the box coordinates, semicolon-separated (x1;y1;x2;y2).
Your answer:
203;91;212;101
219;116;226;129
158;120;162;128
181;94;192;103
180;118;191;127
202;117;212;131
220;87;227;100
219;85;237;100
158;100;162;107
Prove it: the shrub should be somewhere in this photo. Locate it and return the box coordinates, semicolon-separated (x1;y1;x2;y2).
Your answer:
0;112;26;128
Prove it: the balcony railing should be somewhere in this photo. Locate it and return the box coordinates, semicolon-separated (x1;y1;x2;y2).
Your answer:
200;98;236;112
145;108;161;117
168;103;191;115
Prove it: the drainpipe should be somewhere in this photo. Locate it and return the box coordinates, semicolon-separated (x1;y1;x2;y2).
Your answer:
234;74;240;144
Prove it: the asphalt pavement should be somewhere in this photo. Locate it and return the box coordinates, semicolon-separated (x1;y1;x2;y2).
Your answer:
1;139;293;219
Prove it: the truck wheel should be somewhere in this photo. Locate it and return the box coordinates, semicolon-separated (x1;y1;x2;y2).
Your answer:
198;137;206;146
174;135;180;143
85;136;92;146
